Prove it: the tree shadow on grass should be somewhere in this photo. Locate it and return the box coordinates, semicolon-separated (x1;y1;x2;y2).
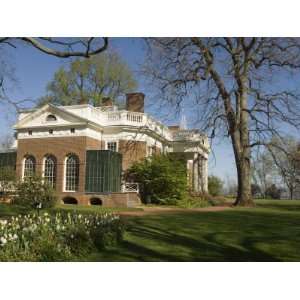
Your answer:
89;210;300;262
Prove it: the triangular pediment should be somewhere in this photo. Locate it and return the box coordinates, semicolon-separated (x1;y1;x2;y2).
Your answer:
14;104;88;129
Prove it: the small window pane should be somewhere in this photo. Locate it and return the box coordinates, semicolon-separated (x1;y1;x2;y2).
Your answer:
24;156;36;178
44;155;56;188
65;155;79;191
107;142;117;152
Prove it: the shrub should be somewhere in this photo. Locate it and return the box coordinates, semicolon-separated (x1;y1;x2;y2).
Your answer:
251;184;261;198
0;166;16;200
265;184;282;199
208;176;224;196
0;211;124;261
13;175;57;209
126;154;187;205
205;194;228;206
178;195;211;208
178;192;228;208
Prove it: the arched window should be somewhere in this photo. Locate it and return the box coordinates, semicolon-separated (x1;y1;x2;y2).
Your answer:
44;155;57;188
46;114;57;122
23;156;36;178
65;154;79;191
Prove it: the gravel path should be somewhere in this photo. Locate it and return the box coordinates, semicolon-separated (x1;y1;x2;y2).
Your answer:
118;206;232;216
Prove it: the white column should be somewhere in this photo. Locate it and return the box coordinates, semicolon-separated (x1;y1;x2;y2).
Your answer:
187;159;193;190
202;157;208;193
193;153;199;192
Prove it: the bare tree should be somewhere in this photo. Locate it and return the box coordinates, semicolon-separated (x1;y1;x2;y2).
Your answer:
251;150;277;198
268;136;300;200
144;38;300;206
0;134;14;151
0;37;109;109
0;38;108;58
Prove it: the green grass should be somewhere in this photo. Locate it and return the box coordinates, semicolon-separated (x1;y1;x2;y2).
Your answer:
0;203;142;218
0;203;30;217
87;199;300;262
1;200;300;261
52;204;142;214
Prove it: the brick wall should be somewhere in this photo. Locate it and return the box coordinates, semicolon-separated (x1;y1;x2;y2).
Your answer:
16;136;103;195
16;136;144;206
118;139;147;170
56;192;141;207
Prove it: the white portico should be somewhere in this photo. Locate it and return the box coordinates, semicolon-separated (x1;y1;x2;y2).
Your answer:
170;129;209;193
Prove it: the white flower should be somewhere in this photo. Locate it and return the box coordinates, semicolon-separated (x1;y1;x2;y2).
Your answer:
0;220;7;226
44;212;49;216
0;237;7;246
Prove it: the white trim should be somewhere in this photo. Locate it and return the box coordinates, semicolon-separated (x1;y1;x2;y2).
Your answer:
42;155;57;188
22;155;36;180
17;126;102;141
63;156;67;192
21;157;26;180
63;154;79;192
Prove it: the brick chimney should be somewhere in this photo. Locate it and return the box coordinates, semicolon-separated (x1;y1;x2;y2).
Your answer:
168;125;180;133
102;97;113;106
126;93;145;113
79;97;88;105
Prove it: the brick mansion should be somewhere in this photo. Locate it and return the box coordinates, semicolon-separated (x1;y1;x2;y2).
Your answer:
0;93;210;207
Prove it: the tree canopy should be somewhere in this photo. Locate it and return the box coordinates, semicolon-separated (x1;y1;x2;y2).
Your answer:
38;51;137;106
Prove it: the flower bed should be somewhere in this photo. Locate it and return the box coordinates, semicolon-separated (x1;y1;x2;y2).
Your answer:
0;211;125;261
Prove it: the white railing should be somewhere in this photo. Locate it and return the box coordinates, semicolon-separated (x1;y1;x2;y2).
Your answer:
106;111;144;124
98;106;118;112
107;112;122;121
0;182;16;193
89;107;192;142
122;182;139;193
173;130;204;142
126;112;143;123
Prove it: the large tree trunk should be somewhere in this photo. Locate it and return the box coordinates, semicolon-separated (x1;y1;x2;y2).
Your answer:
231;84;254;207
234;152;253;206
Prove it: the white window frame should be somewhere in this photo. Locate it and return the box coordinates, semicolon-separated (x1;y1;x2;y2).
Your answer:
64;154;79;192
43;155;57;188
22;156;36;179
105;141;118;152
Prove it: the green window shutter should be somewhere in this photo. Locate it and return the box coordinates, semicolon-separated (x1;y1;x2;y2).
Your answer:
0;151;17;169
85;150;122;193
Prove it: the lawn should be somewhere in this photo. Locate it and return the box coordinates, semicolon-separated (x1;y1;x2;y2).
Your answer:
87;200;300;262
1;200;300;261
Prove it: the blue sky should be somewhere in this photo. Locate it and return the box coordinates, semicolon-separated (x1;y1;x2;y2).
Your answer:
0;38;243;182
